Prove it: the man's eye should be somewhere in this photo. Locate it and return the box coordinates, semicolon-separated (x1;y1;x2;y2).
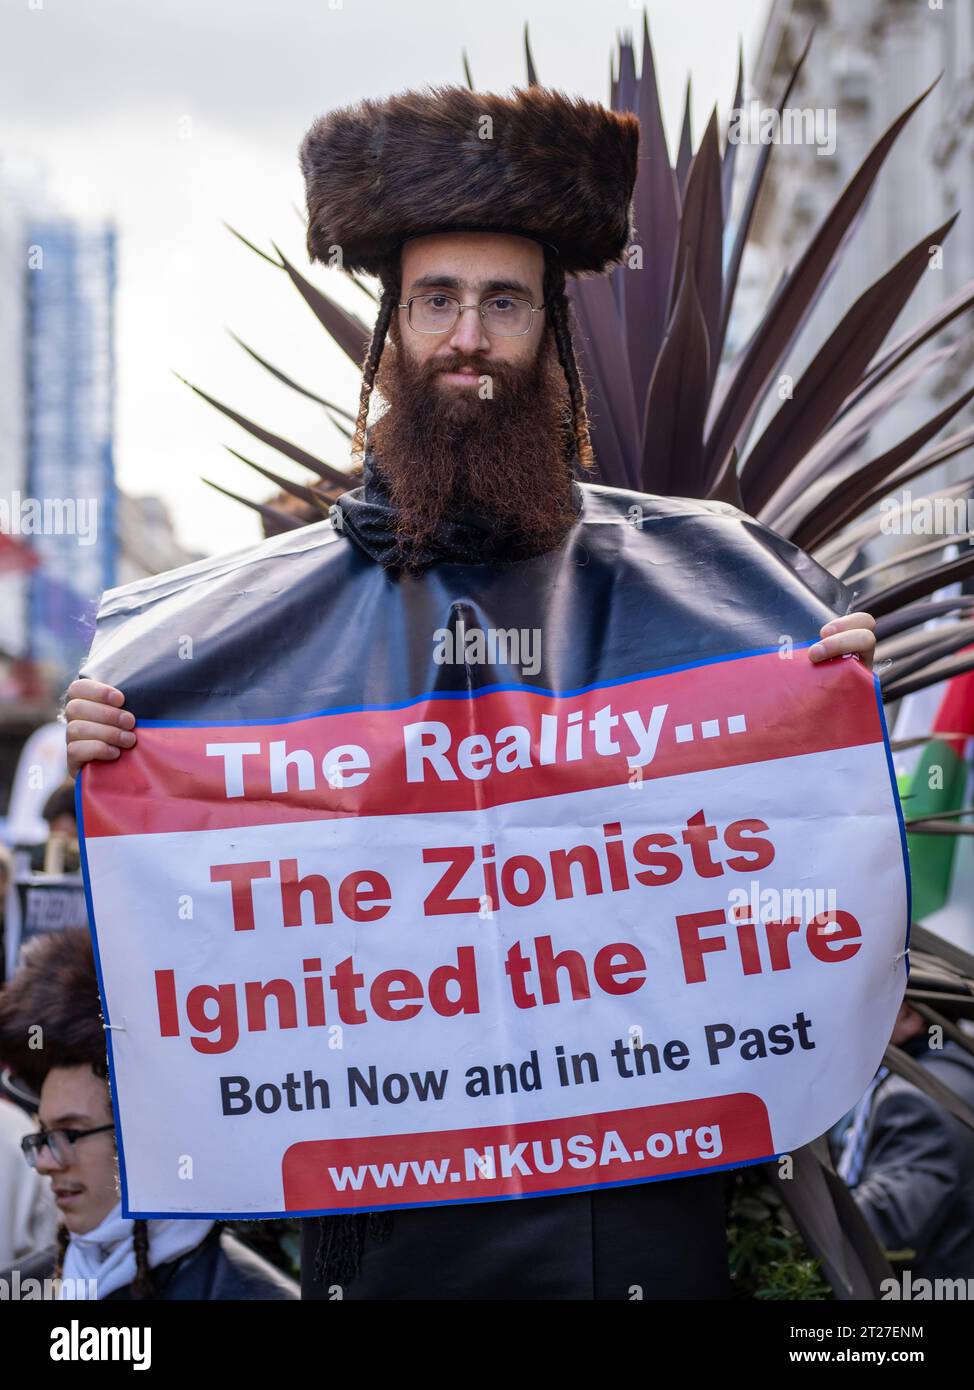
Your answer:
426;295;453;309
487;297;515;311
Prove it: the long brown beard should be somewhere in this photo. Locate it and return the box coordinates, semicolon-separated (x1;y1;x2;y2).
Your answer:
369;328;579;560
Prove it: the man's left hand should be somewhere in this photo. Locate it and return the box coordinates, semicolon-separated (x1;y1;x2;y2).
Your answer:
808;611;876;672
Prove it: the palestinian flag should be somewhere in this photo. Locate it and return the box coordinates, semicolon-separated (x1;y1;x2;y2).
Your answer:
898;666;974;924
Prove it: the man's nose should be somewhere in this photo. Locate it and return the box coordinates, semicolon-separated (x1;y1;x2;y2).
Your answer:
447;305;491;354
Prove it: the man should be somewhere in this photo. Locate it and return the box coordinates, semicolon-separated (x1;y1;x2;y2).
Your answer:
64;85;879;1299
0;842;11;980
834;1001;974;1280
40;779;80;874
0;1089;56;1270
41;782;77;840
0;928;298;1299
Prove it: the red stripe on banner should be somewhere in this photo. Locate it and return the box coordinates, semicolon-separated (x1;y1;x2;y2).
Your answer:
280;1093;772;1210
931;655;974;749
82;650;882;837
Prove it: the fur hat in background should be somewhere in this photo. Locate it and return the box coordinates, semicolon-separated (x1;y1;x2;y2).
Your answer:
299;84;640;277
0;928;106;1094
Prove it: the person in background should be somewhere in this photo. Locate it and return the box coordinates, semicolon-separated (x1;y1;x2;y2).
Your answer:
40;781;79;875
835;1000;974;1280
0;927;298;1299
41;782;77;839
0;1088;57;1268
0;843;12;983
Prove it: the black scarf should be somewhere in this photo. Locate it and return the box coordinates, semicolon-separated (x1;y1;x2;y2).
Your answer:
334;445;583;572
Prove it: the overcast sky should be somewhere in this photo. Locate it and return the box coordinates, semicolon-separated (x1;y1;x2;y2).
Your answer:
0;0;771;556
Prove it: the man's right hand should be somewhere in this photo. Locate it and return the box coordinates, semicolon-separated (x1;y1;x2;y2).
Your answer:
64;678;137;778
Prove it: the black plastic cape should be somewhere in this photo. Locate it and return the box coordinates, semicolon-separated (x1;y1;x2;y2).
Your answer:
85;465;851;723
81;464;855;1300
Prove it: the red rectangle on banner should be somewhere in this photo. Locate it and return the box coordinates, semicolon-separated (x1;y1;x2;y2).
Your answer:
281;1092;772;1211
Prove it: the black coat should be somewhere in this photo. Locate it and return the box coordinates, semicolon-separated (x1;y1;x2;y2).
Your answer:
4;1225;298;1300
852;1039;974;1280
301;1173;732;1300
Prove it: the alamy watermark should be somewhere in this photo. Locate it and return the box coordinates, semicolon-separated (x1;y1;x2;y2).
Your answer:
0;492;98;545
728;879;839;924
433;620;541;677
0;1270;97;1299
50;1318;151;1369
882;1270;974;1300
727;101;837;157
880;488;974;538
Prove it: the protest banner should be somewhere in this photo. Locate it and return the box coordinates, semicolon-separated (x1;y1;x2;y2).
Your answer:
76;490;910;1218
78;633;909;1216
16;874;87;943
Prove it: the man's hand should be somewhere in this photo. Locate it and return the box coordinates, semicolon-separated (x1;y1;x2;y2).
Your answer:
807;611;876;672
64;678;136;778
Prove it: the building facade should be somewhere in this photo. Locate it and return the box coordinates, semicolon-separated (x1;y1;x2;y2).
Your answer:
734;0;974;484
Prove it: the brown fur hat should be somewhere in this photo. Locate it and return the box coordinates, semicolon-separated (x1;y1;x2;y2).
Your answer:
0;928;106;1094
299;84;640;277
